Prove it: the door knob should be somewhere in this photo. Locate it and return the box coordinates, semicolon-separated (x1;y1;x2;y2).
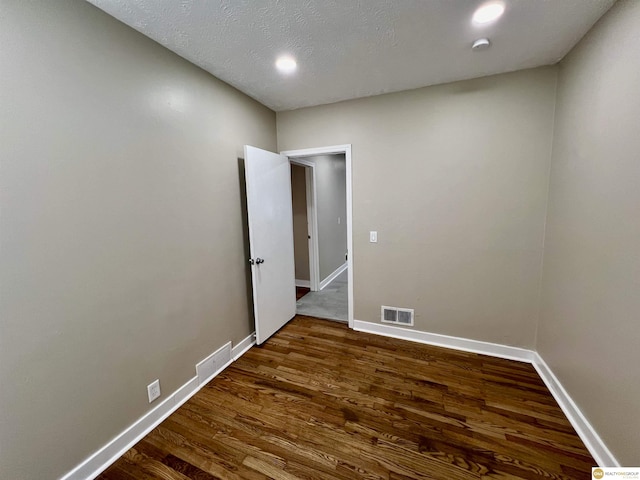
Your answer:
248;258;255;265
256;258;265;264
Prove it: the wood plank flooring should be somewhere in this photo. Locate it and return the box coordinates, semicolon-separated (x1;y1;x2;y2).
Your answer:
295;287;310;301
98;316;595;480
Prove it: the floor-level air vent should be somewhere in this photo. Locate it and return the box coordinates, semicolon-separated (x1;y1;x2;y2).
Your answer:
381;306;414;326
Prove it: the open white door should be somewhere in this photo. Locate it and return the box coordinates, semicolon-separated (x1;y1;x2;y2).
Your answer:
244;145;296;345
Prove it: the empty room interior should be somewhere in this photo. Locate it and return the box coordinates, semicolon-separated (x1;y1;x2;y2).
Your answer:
1;1;639;479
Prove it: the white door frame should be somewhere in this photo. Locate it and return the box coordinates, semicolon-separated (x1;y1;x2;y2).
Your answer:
290;158;320;292
281;145;354;329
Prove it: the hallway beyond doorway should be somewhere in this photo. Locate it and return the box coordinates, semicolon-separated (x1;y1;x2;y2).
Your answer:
295;269;347;322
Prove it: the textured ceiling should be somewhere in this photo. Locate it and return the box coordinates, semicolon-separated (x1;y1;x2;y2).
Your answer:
86;0;615;111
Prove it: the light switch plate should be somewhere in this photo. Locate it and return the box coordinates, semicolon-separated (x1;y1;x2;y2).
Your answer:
147;379;161;403
370;231;378;243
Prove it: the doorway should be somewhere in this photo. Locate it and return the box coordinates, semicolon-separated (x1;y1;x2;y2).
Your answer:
282;145;353;328
290;159;318;292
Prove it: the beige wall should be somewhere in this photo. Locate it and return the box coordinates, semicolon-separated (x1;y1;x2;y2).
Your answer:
537;0;640;465
278;67;557;348
308;154;348;281
291;164;310;281
0;1;276;479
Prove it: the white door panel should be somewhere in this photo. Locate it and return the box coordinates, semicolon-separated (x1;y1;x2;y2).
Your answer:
244;145;296;345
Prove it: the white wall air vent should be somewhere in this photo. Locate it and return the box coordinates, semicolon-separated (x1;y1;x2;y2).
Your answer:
397;308;414;325
382;306;397;323
196;342;232;385
381;306;414;326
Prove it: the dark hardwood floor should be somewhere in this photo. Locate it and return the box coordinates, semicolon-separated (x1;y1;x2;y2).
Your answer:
295;286;310;301
98;316;595;479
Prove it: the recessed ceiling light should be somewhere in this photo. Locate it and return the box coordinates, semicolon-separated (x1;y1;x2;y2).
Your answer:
275;55;297;74
472;2;505;25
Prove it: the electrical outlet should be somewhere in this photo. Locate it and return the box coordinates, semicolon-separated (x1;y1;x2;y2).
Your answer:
147;379;161;403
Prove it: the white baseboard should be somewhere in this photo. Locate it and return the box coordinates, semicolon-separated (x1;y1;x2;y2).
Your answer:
319;262;348;291
295;279;310;288
60;331;257;480
532;353;619;467
352;319;617;466
232;332;256;361
353;320;534;363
